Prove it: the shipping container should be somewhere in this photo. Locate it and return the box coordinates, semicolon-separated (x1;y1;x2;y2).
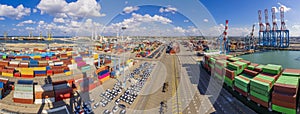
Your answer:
35;84;54;92
15;84;33;91
35;91;55;99
34;97;55;104
53;84;69;90
54;88;73;101
18;80;33;85
13;98;34;104
13;91;33;99
2;72;13;77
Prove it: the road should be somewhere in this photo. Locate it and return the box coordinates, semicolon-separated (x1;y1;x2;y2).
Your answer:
87;42;257;114
177;43;257;114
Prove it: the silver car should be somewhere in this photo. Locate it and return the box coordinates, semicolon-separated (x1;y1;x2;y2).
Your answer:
119;109;126;114
112;105;119;113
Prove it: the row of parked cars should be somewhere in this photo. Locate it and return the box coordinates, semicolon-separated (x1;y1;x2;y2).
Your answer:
74;99;95;114
118;62;155;105
98;62;155;114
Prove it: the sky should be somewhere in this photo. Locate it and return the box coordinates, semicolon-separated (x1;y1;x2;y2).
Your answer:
0;0;299;36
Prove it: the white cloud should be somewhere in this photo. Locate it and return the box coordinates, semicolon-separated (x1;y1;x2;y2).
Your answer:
184;20;189;23
37;0;105;19
173;26;186;33
290;24;300;36
12;28;17;30
111;13;172;28
38;21;45;25
123;6;139;14
277;2;291;12
16;20;36;26
103;13;173;36
37;18;103;36
23;20;36;24
0;17;4;20
159;6;177;14
203;19;209;22
272;3;291;13
0;4;31;20
25;27;35;31
33;8;38;13
53;17;65;23
201;24;257;37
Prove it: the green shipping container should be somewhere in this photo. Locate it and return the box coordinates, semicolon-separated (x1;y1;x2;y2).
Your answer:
14;84;34;92
272;104;296;114
249;90;269;102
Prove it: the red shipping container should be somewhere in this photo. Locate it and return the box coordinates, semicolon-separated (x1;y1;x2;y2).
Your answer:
21;74;34;78
53;80;68;85
14;72;21;77
273;83;297;95
35;74;47;77
272;98;296;109
272;91;296;103
243;69;259;77
55;88;73;101
234;86;248;97
250;95;269;108
13;98;34;104
47;70;53;76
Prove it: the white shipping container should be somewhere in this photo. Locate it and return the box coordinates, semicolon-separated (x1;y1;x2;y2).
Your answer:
0;77;8;81
14;91;33;99
68;64;77;70
49;63;54;66
10;61;20;64
48;61;53;63
20;62;29;65
35;84;53;92
54;62;63;66
34;97;55;104
85;58;94;66
39;61;48;64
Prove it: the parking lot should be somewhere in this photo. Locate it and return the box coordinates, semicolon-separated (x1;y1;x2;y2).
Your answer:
74;61;156;114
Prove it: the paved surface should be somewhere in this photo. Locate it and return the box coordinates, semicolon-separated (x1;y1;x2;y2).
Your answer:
0;42;258;114
177;43;257;114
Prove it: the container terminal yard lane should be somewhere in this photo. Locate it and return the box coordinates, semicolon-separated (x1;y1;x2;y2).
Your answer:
89;40;257;114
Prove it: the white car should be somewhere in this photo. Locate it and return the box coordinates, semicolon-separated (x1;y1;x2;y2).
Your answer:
112;105;119;113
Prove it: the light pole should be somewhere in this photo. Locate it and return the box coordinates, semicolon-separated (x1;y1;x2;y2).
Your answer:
121;26;127;88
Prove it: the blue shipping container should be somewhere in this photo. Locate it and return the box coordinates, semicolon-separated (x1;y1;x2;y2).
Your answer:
22;58;30;60
29;64;39;67
0;82;3;88
18;80;33;85
110;71;116;76
46;66;51;70
34;71;47;74
98;70;109;76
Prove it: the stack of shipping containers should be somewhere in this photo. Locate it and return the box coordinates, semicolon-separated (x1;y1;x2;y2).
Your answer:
53;81;73;102
249;64;282;108
97;66;110;83
224;59;248;87
34;84;55;104
13;80;34;104
272;69;300;114
0;78;8;99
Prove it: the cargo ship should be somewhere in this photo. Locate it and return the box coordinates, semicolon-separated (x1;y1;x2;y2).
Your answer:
203;54;300;114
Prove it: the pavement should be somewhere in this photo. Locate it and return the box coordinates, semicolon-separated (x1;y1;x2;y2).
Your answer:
177;43;257;114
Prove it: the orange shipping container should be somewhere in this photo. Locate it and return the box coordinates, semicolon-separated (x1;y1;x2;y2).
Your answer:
35;91;55;99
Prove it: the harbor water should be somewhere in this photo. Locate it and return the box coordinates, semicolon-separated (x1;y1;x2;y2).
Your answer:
239;50;300;69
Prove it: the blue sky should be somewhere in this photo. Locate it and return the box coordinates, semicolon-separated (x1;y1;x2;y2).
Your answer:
0;0;299;36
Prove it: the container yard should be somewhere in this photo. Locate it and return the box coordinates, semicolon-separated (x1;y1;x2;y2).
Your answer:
2;1;300;114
